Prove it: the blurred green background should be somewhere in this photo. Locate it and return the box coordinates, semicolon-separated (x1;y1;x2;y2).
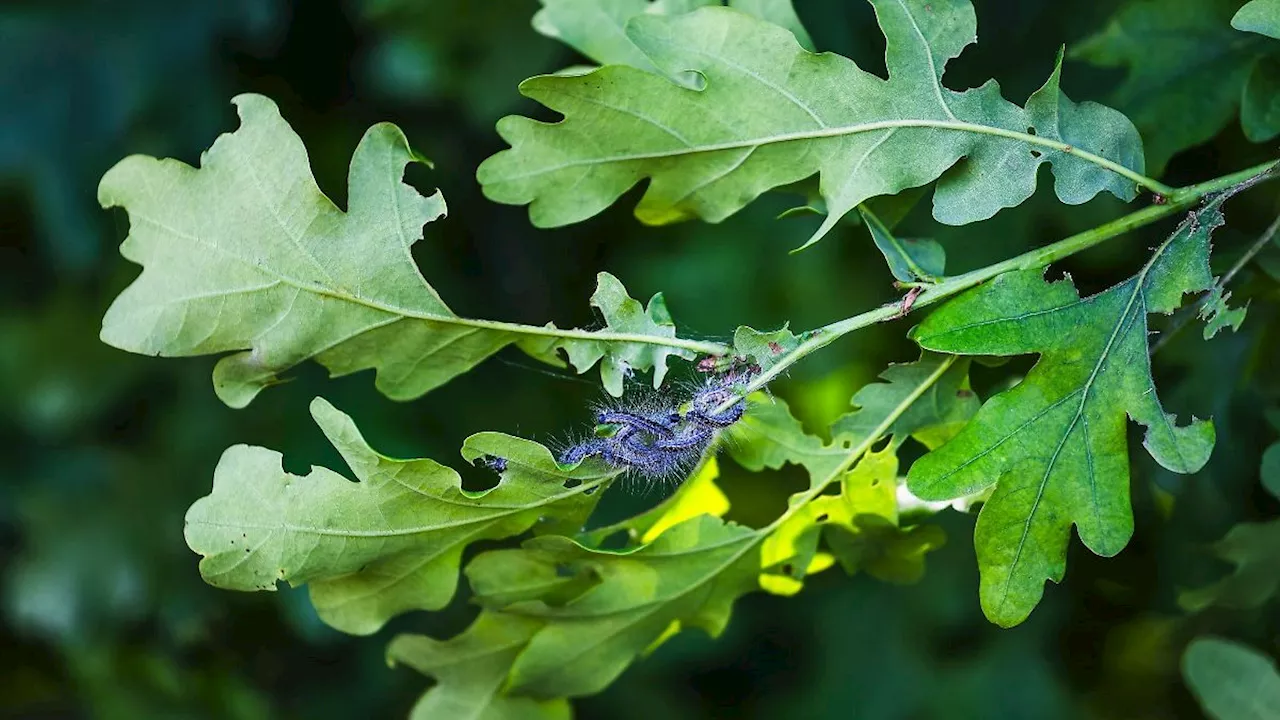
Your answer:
3;0;1279;718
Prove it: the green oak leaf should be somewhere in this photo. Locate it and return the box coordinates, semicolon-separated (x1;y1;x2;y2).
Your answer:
729;394;846;481
858;205;944;283
830;353;979;453
1074;0;1270;172
906;196;1239;627
466;514;761;698
1180;519;1280;612
1183;637;1280;720
183;397;615;635
99;94;703;407
479;1;1145;249
406;354;963;703
387;613;571;720
1235;0;1280;39
532;0;813;76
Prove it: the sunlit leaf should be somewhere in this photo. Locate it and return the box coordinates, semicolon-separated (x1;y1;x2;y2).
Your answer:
907;195;1239;627
1183;637;1280;720
479;1;1145;249
184;397;615;635
466;515;761;698
98;94;710;406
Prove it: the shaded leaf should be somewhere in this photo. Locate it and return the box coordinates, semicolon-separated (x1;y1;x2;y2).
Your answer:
388;613;571;720
1199;285;1249;340
1183;637;1280;720
479;2;1145;249
1074;0;1268;172
732;325;804;374
830;353;979;452
1180;519;1280;611
409;354;962;703
858;205;944;282
907;196;1237;627
1262;442;1280;499
1243;54;1280;143
99;94;707;406
184;397;614;635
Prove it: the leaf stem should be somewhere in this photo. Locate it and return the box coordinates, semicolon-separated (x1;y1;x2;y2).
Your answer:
725;159;1280;404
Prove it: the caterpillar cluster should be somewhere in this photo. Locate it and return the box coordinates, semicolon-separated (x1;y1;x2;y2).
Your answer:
558;362;759;483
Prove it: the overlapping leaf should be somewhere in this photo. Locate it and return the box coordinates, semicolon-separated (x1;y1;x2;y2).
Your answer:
99;94;705;407
1074;0;1273;170
390;354;968;708
479;0;1145;248
387;613;571;720
532;0;813;76
184;397;615;635
907;195;1239;627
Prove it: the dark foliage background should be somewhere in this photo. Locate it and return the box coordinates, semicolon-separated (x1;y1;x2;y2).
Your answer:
2;0;1278;718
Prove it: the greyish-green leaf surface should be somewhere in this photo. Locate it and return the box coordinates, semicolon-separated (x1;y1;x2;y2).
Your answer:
1074;0;1270;172
907;196;1235;628
532;0;813;76
99;94;707;407
390;354;965;706
479;0;1145;248
184;397;614;635
1183;637;1280;720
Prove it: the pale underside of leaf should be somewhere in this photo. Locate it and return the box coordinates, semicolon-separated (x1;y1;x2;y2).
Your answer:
184;396;614;635
98;94;706;407
479;1;1145;248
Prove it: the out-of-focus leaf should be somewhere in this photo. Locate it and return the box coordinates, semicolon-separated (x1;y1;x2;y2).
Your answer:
532;0;813;75
184;397;615;635
99;95;706;406
1074;0;1269;172
908;196;1237;627
1182;637;1280;720
1243;55;1280;142
1180;519;1280;611
479;2;1144;249
858;205;944;282
1235;0;1280;39
762;446;945;595
1262;442;1280;499
387;614;571;720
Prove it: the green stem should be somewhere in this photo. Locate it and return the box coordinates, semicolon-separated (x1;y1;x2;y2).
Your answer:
726;159;1280;404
